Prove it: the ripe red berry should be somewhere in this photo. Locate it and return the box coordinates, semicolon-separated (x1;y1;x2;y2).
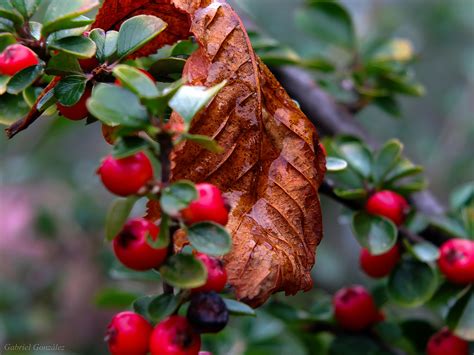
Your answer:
115;68;155;86
426;328;469;355
438;238;474;284
366;190;408;226
193;253;227;293
181;183;229;226
0;44;39;76
98;152;153;197
360;244;401;278
333;285;382;331
113;218;167;271
106;311;153;355
57;86;92;121
150;315;201;355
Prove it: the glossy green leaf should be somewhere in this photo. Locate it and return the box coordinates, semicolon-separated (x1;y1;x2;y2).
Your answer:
0;0;24;25
54;74;87;106
48;25;88;42
387;259;438;307
428;282;469;314
22;85;42;107
86;84;148;127
49;35;96;59
0;32;16;51
94;288;138;308
0;74;10;95
160;180;197;216
132;295;155;318
223;299;256;317
11;0;39;18
46;52;82;76
159;254;207;289
90;28;118;62
149;57;186;79
451;182;474;211
169;81;226;128
113;65;158;99
181;133;223;153
326;157;348;172
338;141;373;178
411;242;440;263
0;93;29;125
385;158;423;184
187;222;232;256
105;196;138;241
447;287;474;340
7;64;43;95
148;293;180;323
430;216;469;239
37;88;57;111
351;211;397;255
117;15;167;59
374;139;403;182
42;0;99;35
112;136;149;159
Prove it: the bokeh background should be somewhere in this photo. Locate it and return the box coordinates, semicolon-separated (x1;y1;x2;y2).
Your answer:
0;0;473;354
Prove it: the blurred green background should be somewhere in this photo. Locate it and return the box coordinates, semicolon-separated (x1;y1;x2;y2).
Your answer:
0;0;473;354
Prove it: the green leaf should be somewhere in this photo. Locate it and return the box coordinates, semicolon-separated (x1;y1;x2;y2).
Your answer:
338;140;373;178
223;299;256;317
86;83;148;127
411;242;440;263
374;139;403;183
385;158;423;184
0;32;16;51
0;0;24;25
48;25;88;42
132;295;155;318
169;81;226;128
147;213;170;249
46;52;82;76
451;182;474;211
7;64;43;95
0;93;29;125
49;35;96;59
326;157;348;172
54;75;87;106
160;180;198;216
113;65;158;99
381;74;425;96
187;222;232;256
117;15;167;59
90;29;119;62
105;196;138;241
334;188;367;200
149;57;187;79
387;259;438;307
37;88;57;112
0;75;10;95
148;293;180;323
42;0;99;35
296;0;355;49
11;0;40;18
428;282;469;314
430;216;469;239
94;288;139;309
374;96;401;117
446;287;474;340
329;335;380;355
110;264;161;282
159;254;207;289
351;211;397;255
181;133;224;153
112;136;149;159
22;85;42;107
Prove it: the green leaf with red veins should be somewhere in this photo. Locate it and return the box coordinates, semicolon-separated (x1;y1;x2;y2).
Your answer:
6;64;43;95
446;287;474;340
159;254;207;289
113;65;159;99
0;0;24;25
148;293;180;323
54;74;87;106
48;36;96;59
42;0;99;36
160;180;197;217
105;196;138;242
351;211;397;255
187;222;232;256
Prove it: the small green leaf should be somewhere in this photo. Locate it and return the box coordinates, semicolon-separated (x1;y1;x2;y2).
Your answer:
110;264;161;282
169;81;226;128
374;96;401;117
326;157;348;172
181;133;224;153
105;196;138;241
338;140;373;178
387;259;438;307
223;299;256;317
0;32;16;51
7;64;43;95
86;83;148;127
148;293;180;323
149;57;186;79
159;254;207;289
385;158;423;184
104;30;119;61
11;0;40;18
112;136;149;159
132;295;155;318
113;64;158;99
48;26;89;42
147;213;170;249
0;93;29;125
187;222;232;256
351;211;397;255
22;86;42;107
54;74;87;106
42;0;99;35
46;52;82;75
446;287;474;340
411;242;440;263
381;74;425;96
0;0;24;25
49;35;96;59
451;182;474;211
374;139;403;183
90;28;119;62
334;188;367;200
117;15;167;59
94;288;139;309
0;74;10;95
160;180;198;216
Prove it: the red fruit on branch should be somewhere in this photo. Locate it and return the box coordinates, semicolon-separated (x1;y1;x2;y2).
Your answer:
57;86;92;121
105;311;153;355
366;190;408;225
115;68;155;86
192;253;227;293
150;315;201;355
360;244;401;278
79;57;100;72
113;218;167;271
0;44;39;76
426;328;469;355
181;183;229;226
333;285;382;331
98;152;153;196
438;238;474;284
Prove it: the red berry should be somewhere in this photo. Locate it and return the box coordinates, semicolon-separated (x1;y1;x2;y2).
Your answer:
192;253;227;293
113;218;167;271
98;152;153;197
0;44;39;76
115;68;155;86
150;315;201;355
333;285;381;331
438;239;474;284
366;190;408;226
181;183;229;226
79;57;100;72
57;86;92;121
106;311;153;355
360;244;401;278
427;328;469;355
